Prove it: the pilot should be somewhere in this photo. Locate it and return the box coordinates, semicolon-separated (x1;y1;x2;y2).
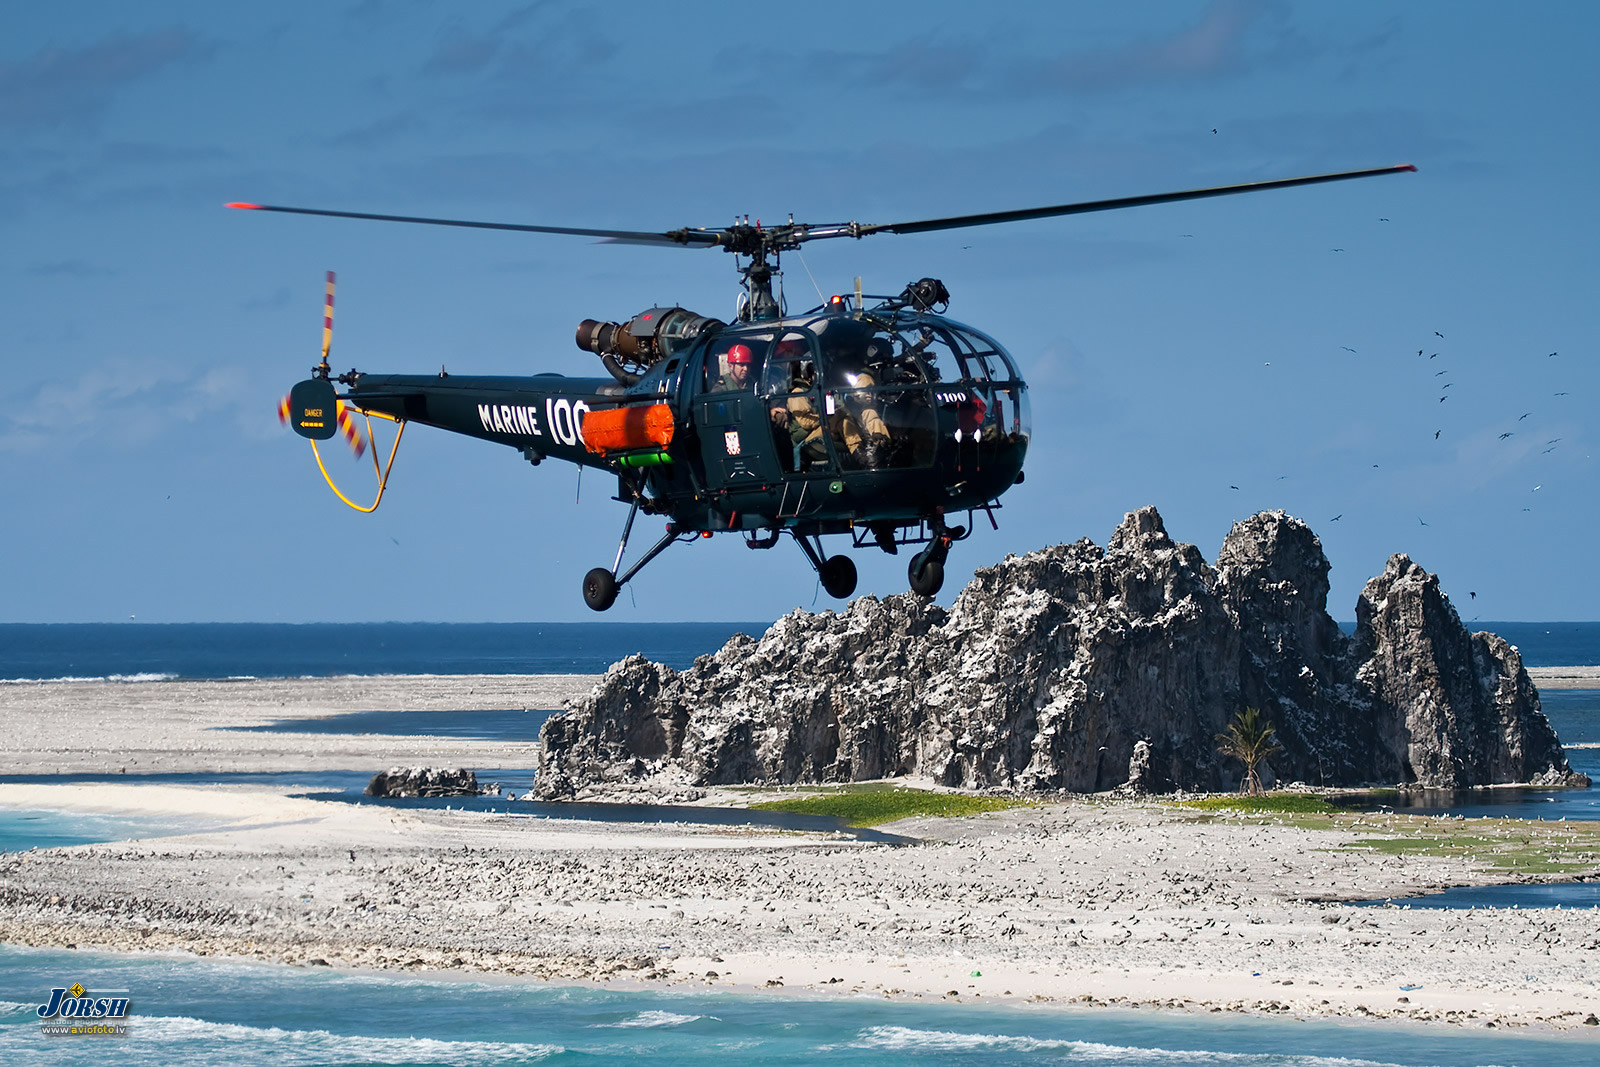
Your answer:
714;343;756;392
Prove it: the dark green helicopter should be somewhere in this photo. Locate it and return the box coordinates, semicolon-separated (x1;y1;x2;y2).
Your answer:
237;163;1413;610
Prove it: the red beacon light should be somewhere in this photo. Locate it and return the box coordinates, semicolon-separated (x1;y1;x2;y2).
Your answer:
829;294;845;307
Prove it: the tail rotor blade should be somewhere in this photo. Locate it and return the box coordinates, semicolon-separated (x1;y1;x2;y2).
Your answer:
321;270;335;367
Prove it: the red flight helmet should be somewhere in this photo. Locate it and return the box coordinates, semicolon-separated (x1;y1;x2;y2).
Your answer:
726;343;753;365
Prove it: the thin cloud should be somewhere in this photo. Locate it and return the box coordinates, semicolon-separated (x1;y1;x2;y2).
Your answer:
322;112;426;149
0;28;211;130
1024;0;1309;92
804;0;1313;98
421;4;570;78
0;361;257;454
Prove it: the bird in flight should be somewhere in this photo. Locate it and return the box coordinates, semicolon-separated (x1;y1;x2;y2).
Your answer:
1434;430;1441;439
1429;353;1439;359
1470;591;1477;599
1519;412;1532;420
1549;351;1558;357
1555;391;1568;396
1341;346;1356;353
1439;396;1448;403
1498;432;1514;440
1419;517;1429;526
1330;514;1343;522
1435;331;1444;338
1434;370;1447;376
1379;217;1390;222
1331;248;1345;252
1229;485;1240;490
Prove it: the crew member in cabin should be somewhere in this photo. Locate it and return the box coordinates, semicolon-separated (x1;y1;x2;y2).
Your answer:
714;343;756;392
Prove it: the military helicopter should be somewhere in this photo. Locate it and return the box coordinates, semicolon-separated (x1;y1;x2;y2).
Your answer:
236;163;1413;610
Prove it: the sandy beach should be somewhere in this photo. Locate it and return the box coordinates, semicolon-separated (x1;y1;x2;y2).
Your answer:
2;674;1598;1034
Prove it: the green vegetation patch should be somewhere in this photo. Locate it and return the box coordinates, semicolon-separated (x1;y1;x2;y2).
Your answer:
749;788;1028;827
1179;794;1340;815
1339;818;1600;876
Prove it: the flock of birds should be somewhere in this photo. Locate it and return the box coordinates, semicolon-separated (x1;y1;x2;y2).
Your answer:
1230;323;1573;527
1409;333;1568;518
1218;290;1577;617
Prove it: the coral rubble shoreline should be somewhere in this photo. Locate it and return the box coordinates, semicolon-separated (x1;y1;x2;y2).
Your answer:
1;790;1598;1032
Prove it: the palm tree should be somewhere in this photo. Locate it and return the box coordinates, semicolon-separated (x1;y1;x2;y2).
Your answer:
1216;706;1284;796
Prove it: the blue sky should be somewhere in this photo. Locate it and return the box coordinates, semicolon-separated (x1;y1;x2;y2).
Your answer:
3;1;1595;623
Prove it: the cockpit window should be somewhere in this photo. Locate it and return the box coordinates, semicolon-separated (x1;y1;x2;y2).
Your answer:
705;334;772;393
761;331;815;396
707;309;1028;473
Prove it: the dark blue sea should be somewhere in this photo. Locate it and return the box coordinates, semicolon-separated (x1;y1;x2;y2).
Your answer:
0;622;767;682
3;621;1594;683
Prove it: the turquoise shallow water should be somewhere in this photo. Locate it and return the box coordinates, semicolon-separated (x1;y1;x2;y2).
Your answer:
2;946;1595;1067
0;809;235;853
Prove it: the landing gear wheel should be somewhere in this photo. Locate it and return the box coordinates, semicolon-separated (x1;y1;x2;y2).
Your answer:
908;550;944;597
819;555;858;600
583;567;619;612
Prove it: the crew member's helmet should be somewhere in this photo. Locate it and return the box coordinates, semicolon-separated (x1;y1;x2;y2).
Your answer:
727;343;753;365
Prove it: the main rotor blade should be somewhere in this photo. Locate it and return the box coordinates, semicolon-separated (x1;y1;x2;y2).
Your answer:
835;164;1417;240
226;202;725;247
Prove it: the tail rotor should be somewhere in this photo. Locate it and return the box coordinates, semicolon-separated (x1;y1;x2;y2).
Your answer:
278;271;405;512
281;271;361;456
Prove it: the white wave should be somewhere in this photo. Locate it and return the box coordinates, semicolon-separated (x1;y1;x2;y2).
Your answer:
843;1026;1081;1053
597;1009;709;1028
0;673;178;685
1566;741;1600;749
845;1027;1410;1066
87;1014;563;1064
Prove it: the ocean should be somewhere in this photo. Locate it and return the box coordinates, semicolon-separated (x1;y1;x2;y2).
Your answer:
2;622;1598;1064
0;622;769;682
3;620;1595;682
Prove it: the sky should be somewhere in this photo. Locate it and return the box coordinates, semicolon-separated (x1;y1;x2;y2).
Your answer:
3;1;1596;624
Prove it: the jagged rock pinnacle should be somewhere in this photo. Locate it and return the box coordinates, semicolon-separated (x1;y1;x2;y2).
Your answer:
537;508;1585;798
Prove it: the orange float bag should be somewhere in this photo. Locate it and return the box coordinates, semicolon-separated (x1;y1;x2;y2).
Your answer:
582;403;675;456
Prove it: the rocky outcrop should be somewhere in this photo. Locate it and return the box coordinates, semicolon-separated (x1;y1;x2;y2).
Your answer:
365;767;481;798
537;508;1588;797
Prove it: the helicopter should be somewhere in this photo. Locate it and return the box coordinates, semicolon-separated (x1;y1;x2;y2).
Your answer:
237;163;1414;611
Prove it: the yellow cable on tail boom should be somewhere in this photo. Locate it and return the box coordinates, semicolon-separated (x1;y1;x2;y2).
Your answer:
309;407;405;513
